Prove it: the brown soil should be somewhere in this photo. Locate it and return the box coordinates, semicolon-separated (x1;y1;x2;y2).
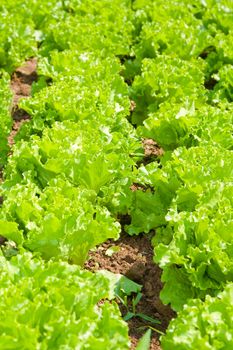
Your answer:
142;139;164;158
85;233;175;349
8;58;37;146
11;58;37;106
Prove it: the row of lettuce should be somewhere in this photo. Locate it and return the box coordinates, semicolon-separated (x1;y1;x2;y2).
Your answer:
0;1;141;349
127;1;233;349
0;0;233;349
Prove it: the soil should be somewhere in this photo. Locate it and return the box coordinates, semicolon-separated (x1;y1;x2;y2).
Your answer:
142;139;164;159
85;233;175;349
8;58;37;146
11;57;37;106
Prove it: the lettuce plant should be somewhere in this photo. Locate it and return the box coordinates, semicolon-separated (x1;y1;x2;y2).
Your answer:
130;56;206;125
18;51;131;138
0;179;120;265
0;252;130;349
162;283;233;350
4;120;140;196
0;7;37;71
139;102;233;150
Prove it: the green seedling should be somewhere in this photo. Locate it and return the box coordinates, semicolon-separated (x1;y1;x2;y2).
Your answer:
118;292;161;326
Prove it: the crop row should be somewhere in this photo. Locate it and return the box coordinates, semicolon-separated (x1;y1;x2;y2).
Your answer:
0;1;233;349
128;1;233;348
0;1;139;348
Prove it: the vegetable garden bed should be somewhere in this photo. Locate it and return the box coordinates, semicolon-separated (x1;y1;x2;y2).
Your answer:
0;1;233;349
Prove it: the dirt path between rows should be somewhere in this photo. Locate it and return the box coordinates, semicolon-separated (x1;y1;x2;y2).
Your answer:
8;58;37;146
85;233;175;349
